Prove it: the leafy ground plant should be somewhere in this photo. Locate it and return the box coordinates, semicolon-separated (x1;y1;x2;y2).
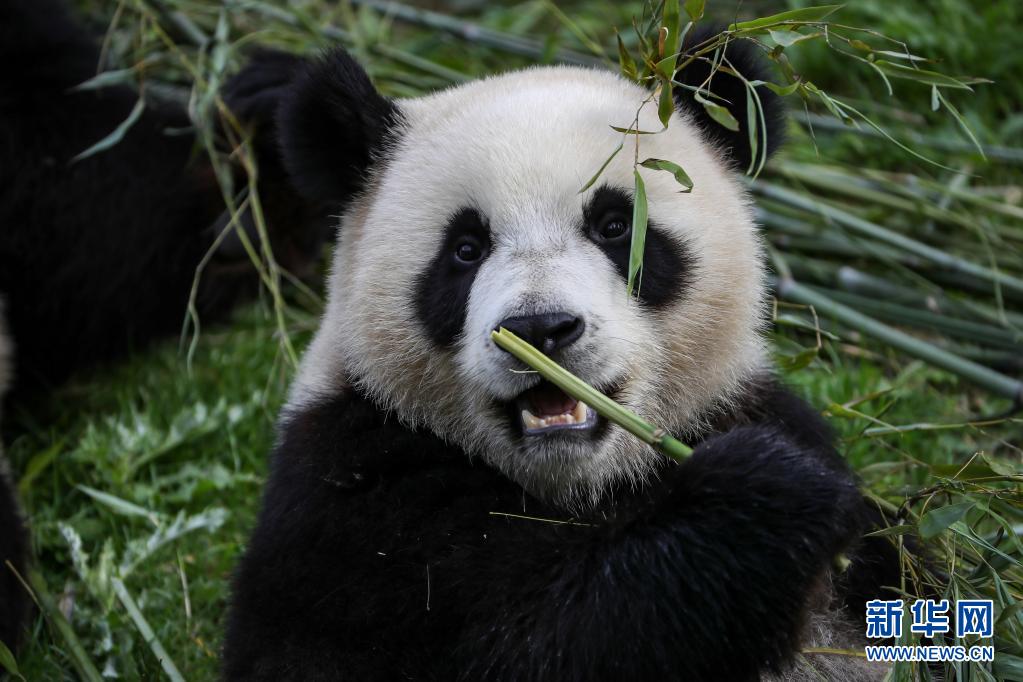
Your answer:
2;0;1021;680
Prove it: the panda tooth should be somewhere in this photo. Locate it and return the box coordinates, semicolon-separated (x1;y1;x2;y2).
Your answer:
521;410;542;430
522;401;592;432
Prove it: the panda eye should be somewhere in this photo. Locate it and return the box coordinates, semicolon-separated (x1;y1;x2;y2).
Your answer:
453;237;484;264
594;214;631;243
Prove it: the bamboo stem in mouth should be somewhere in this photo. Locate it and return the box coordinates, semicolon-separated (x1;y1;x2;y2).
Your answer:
491;327;693;462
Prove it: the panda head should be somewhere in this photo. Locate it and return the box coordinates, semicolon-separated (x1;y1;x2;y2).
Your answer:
280;39;785;507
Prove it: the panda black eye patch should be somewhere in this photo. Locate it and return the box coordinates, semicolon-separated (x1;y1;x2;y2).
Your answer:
583;185;693;308
414;207;491;346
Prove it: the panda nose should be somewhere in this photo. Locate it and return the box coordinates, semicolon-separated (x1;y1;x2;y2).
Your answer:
495;312;585;356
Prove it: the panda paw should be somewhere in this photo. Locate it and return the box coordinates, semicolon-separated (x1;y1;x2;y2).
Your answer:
658;423;867;580
672;424;864;552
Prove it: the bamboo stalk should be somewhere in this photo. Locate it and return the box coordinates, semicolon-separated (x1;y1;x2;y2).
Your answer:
780;161;1023;227
490;328;693;462
797;112;1023;165
758;209;925;265
776;278;1023;403
784;260;1023;330
347;0;602;67
937;343;1023;372
772;162;1001;237
806;285;1022;350
753;182;1023;297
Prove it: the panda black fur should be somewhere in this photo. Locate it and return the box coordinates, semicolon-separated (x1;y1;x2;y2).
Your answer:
0;1;330;393
223;33;893;682
0;0;327;650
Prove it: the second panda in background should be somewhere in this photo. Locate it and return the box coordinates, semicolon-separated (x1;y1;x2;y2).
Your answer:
224;29;896;682
0;0;331;651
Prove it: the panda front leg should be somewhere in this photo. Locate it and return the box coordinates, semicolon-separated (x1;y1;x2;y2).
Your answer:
224;395;867;681
453;424;866;682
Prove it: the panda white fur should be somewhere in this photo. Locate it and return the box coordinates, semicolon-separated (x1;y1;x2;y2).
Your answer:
223;35;895;682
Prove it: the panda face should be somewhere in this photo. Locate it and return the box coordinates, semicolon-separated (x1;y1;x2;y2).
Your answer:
290;66;767;506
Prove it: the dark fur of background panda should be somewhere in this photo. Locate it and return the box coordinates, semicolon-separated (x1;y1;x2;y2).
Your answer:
221;39;902;681
0;0;328;650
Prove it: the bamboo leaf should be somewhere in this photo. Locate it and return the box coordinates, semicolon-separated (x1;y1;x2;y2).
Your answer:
872;60;976;90
729;5;842;33
864;525;915;538
744;79;764;175
17;440;63;497
774;314;840;339
683;0;704;22
0;641;23;681
860;56;894;96
578;141;624;193
694;91;740;131
870;49;932;62
994;653;1023;682
655;54;676;79
662;0;681;59
632;14;654;77
112;578;186;682
760;79;803;96
76;485;158;525
919;501;974;540
928;461;1011;478
767;28;820;47
616;31;638;81
627;169;649;297
70;97;145;164
658;76;675;126
639;158;694;191
981;454;1018;477
541;0;611;63
609;125;663;135
817;94;964;171
777;346;818;372
70;67;138;92
805;82;855;123
935;89;986;159
949;521;1020;568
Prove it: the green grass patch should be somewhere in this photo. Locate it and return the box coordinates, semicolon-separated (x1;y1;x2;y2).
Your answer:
6;307;307;679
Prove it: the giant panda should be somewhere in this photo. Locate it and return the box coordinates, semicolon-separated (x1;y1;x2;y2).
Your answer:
222;32;895;682
0;0;327;650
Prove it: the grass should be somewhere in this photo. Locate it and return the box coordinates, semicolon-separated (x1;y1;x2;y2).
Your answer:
3;0;1022;679
5;307;305;678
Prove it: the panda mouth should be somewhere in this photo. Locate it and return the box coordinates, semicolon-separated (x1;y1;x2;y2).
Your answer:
515;380;600;436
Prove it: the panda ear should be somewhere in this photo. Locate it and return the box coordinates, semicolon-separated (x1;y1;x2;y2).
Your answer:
672;26;786;171
277;48;400;206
